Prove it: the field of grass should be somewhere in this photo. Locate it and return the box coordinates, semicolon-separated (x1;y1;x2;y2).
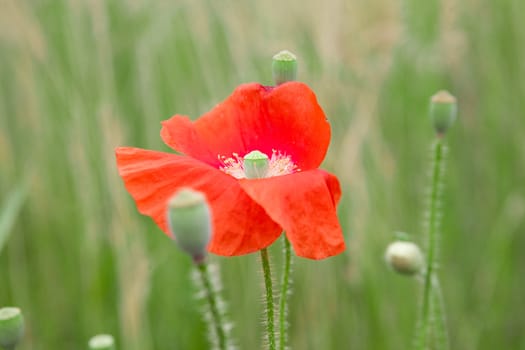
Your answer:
1;0;525;349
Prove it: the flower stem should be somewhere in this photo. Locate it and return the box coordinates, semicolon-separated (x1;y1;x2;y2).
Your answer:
431;275;450;349
279;236;292;350
195;262;228;350
260;248;276;350
417;138;449;350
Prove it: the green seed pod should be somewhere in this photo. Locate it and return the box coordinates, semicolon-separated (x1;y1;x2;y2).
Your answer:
88;334;115;350
385;241;424;276
0;307;24;349
430;90;457;135
243;150;269;179
167;188;212;264
272;50;298;85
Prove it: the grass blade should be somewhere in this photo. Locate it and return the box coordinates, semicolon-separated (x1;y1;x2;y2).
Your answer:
0;184;28;254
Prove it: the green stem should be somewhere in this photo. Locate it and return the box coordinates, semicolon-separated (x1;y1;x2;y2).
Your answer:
418;138;448;350
196;262;228;350
431;275;450;350
279;236;292;350
260;248;276;350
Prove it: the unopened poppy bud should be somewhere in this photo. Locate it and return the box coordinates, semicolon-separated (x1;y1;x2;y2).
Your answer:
272;50;298;85
385;241;424;276
0;307;24;349
243;150;269;179
430;90;457;135
167;188;212;264
88;334;115;350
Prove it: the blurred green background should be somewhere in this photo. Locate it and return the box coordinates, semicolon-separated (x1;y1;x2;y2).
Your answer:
1;0;524;349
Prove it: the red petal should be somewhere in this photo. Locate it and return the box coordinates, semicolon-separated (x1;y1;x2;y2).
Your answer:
239;170;345;260
160;115;219;166
161;82;331;170
115;147;282;256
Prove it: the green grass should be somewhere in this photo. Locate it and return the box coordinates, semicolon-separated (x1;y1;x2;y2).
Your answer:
1;0;525;349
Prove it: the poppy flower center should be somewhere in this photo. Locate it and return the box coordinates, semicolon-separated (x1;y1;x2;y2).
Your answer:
219;150;299;179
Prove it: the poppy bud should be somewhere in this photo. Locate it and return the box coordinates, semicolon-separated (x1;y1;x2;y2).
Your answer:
430;90;457;135
385;241;424;276
272;50;298;85
167;188;212;264
88;334;115;350
243;150;269;179
0;307;24;349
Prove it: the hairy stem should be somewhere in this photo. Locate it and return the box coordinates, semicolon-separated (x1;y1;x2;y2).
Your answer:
431;275;450;349
196;262;228;350
279;236;292;350
417;138;449;350
260;248;276;350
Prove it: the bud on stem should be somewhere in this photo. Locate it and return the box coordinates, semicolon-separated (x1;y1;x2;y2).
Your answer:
0;307;24;350
385;241;424;276
167;188;212;264
272;50;298;85
88;334;115;350
430;90;457;136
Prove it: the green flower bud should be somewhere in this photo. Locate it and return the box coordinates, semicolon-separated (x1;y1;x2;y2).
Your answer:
0;307;24;349
243;150;269;179
167;188;212;264
272;50;298;85
88;334;115;350
385;241;424;276
430;90;457;135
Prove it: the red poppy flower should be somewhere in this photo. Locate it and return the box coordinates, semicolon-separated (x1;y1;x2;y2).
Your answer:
115;81;345;259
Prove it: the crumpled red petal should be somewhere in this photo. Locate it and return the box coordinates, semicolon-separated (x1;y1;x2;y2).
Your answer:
160;82;331;170
115;147;282;256
239;169;345;260
160;115;217;165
